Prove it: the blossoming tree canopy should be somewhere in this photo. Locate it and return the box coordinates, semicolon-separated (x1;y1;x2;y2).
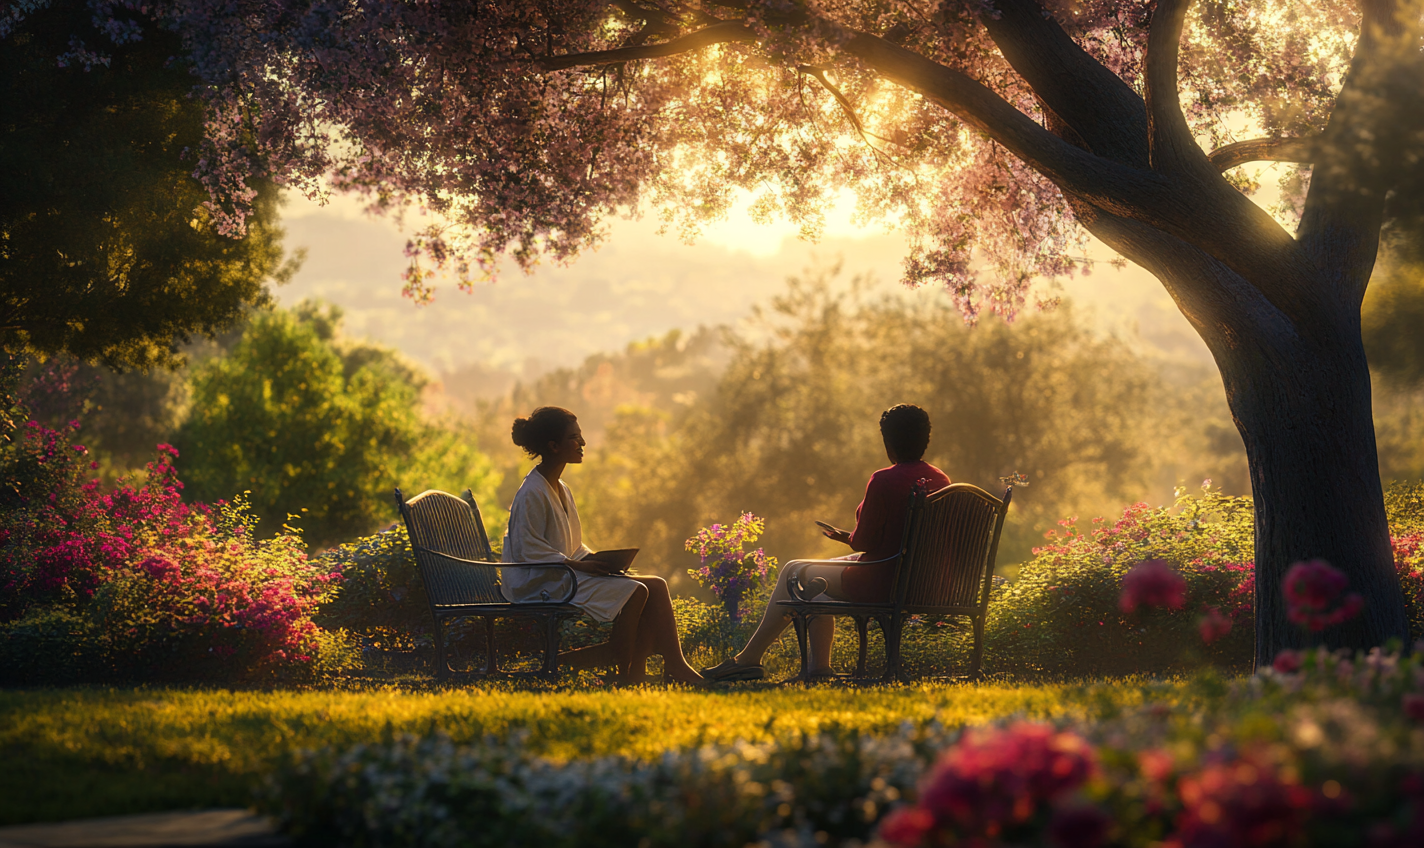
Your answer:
16;0;1422;662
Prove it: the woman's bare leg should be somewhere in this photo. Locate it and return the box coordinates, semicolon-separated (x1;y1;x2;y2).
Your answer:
626;576;702;684
608;582;648;679
734;562;848;667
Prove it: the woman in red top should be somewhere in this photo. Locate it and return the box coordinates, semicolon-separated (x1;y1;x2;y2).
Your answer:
703;404;950;682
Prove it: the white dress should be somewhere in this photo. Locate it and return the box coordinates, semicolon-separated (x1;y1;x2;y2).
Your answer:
500;467;641;622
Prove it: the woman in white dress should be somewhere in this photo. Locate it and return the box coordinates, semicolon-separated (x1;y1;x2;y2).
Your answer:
502;406;704;685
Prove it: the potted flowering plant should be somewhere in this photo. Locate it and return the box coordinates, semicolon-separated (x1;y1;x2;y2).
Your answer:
684;512;776;623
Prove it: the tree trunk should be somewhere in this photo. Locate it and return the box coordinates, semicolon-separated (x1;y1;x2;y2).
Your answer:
1219;312;1410;667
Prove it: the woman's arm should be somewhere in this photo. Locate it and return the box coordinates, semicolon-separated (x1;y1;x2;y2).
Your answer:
847;475;886;554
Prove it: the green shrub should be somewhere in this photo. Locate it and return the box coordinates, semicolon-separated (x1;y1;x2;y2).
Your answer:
314;526;430;650
983;487;1255;677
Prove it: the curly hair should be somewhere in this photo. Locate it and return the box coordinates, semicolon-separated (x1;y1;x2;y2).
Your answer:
879;404;932;462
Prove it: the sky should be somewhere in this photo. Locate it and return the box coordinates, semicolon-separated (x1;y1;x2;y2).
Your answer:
274;188;1217;384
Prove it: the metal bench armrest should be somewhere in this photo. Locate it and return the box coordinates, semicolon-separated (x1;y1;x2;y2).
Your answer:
414;547;578;605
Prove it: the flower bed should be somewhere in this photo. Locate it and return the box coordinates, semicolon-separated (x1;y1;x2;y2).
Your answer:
259;644;1424;848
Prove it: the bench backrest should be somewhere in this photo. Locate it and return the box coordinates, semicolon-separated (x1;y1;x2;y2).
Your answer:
395;488;503;607
893;483;1011;612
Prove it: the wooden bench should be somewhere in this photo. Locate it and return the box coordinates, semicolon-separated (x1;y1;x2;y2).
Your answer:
777;482;1012;682
395;487;583;679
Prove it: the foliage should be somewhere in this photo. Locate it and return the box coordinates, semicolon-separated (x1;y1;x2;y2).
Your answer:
258;645;1424;848
570;270;1207;589
983;487;1258;678
0;1;293;369
0;357;353;683
313;526;429;650
0;681;1128;826
684;512;777;621
174;303;502;548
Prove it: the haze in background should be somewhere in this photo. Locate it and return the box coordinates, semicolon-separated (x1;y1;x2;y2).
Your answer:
276;190;1216;392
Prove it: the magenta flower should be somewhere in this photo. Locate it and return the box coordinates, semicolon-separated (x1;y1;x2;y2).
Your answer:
1170;758;1312;848
1197;606;1232;644
1272;650;1303;674
882;723;1096;846
1119;559;1187;613
1283;560;1364;631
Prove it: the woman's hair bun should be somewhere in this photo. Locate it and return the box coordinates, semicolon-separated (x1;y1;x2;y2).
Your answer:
510;407;577;459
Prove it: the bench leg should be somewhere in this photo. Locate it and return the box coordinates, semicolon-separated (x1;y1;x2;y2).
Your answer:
432;616;451;679
484;616;498;676
789;613;810;682
853;615;870;678
878;614;903;683
969;613;986;681
540;614;564;679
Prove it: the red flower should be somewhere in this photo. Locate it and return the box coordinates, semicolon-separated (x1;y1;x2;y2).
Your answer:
878;807;935;847
890;723;1096;845
1283;560;1364;631
1272;650;1303;674
1197;606;1232;644
1170;758;1312;848
1120;560;1187;613
1404;694;1424;724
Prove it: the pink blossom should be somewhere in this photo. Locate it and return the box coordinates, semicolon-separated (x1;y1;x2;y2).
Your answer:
1169;758;1312;848
1272;650;1303;674
1120;560;1187;613
1404;694;1424;724
1197;606;1232;644
899;723;1096;843
1284;560;1364;631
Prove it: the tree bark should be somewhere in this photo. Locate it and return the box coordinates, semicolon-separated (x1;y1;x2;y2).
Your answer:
1221;311;1410;663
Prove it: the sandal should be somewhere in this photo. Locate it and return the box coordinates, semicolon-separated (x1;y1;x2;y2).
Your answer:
701;657;766;682
806;668;842;683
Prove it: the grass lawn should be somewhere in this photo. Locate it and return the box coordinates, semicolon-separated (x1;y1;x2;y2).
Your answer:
0;677;1179;825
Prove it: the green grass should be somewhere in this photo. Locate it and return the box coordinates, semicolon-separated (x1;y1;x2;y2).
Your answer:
0;678;1181;825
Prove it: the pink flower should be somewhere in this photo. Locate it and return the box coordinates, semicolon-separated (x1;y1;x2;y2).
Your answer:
1120;560;1187;613
878;807;934;847
909;723;1096;842
1404;694;1424;724
1198;606;1232;644
1170;758;1312;848
1272;650;1303;674
1284;560;1364;631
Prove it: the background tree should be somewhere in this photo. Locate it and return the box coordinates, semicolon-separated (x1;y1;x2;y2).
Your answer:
0;1;293;369
47;0;1424;662
175;304;502;548
470;267;1228;590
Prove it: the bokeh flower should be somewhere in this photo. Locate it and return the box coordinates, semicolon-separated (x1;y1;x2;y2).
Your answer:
1120;559;1187;613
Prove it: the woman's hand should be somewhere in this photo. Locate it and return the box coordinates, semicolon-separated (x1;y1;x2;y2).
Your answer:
823;528;852;545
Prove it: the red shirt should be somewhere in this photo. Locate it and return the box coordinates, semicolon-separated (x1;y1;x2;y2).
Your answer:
840;461;951;602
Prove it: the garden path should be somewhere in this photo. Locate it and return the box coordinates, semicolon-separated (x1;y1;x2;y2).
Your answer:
0;810;285;848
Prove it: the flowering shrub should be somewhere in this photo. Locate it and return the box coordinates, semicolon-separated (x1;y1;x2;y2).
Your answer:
685;513;777;622
313;525;430;650
0;367;352;683
984;487;1257;677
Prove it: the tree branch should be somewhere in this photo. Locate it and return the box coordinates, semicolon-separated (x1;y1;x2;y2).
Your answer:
539;20;753;71
1144;0;1207;175
980;1;1149;169
1296;0;1411;302
839;31;1171;220
1208;136;1317;171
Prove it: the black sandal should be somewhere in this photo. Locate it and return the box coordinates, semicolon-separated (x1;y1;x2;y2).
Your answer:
702;658;766;682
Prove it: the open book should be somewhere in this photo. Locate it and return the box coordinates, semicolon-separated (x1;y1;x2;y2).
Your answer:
584;548;639;573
